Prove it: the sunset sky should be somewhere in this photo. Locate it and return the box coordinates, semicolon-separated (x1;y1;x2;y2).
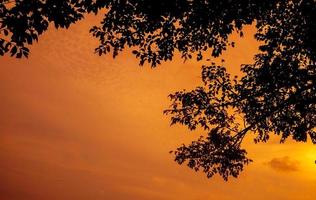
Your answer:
1;14;316;200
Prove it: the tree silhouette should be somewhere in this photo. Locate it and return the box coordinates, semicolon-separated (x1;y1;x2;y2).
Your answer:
1;0;315;180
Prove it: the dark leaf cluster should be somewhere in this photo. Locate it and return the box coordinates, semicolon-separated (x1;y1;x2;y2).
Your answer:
174;129;252;181
0;0;107;57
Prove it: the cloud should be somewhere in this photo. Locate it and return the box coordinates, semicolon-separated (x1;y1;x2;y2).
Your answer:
266;156;300;172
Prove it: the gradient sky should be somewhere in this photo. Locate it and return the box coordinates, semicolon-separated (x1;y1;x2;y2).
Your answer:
1;14;316;200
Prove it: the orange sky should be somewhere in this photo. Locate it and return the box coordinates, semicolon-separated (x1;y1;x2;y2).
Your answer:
1;14;316;200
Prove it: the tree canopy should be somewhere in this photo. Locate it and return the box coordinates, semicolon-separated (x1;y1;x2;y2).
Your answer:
1;0;316;181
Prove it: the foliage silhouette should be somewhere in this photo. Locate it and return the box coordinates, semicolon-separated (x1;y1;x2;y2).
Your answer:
1;0;316;180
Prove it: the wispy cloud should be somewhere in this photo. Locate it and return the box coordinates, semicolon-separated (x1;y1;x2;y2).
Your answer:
266;156;300;172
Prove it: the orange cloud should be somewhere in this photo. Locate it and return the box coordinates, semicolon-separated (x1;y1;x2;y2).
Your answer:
267;156;300;172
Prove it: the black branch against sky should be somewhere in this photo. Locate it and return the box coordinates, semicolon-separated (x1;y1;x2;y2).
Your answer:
1;0;316;181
